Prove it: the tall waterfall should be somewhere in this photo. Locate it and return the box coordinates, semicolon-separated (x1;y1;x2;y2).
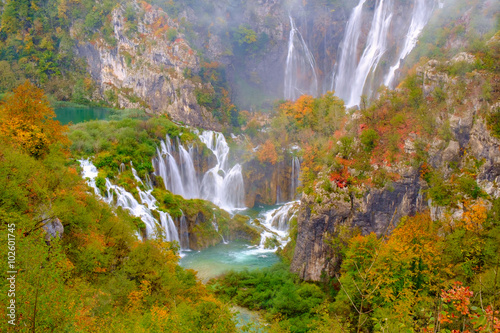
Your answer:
153;130;245;211
333;0;434;107
332;0;367;103
384;0;434;87
284;16;318;101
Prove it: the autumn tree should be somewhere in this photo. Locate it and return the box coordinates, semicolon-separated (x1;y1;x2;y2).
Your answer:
0;80;68;158
257;139;279;165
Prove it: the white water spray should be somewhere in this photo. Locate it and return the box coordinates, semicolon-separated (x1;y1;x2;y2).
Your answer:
384;0;434;87
284;15;318;101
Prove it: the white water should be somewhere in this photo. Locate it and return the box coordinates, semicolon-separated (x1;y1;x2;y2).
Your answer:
333;0;434;107
332;0;367;103
250;201;299;254
284;15;318;101
384;0;434;87
153;131;245;211
80;159;183;244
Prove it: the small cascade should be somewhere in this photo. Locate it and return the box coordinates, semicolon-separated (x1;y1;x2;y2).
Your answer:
159;211;180;243
384;0;434;87
103;178;157;237
268;201;297;232
256;201;299;251
284;15;318;101
119;162;126;173
152;131;245;211
290;156;301;200
80;158;101;197
211;213;228;244
179;212;190;250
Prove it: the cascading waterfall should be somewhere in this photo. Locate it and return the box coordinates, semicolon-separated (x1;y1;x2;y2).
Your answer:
153;131;245;211
80;159;184;243
384;0;434;87
268;201;298;232
257;201;299;251
284;15;318;101
198;131;245;210
154;138;198;199
290;156;301;200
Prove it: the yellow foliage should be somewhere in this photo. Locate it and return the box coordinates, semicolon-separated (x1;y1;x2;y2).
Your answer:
0;81;68;158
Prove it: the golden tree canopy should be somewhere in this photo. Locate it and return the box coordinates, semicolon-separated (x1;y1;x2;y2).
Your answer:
0;80;68;157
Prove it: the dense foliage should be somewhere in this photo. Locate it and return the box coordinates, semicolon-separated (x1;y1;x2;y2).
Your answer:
0;84;239;332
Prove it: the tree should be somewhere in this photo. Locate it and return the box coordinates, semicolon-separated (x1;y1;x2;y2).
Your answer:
0;80;68;157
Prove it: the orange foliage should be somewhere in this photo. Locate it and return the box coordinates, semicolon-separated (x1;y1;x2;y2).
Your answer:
0;81;68;158
257;139;278;165
280;95;315;124
462;200;488;232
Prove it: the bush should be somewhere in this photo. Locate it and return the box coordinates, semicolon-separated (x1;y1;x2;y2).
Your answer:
360;129;379;152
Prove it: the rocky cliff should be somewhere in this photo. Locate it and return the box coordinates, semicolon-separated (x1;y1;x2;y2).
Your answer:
74;1;221;130
290;50;500;281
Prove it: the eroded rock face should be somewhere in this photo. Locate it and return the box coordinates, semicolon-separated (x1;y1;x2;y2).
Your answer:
75;1;221;130
291;168;425;281
243;154;298;207
290;55;500;281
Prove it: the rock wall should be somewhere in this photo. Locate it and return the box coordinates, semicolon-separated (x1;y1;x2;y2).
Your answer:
74;1;221;130
242;153;297;207
290;167;426;281
290;54;500;281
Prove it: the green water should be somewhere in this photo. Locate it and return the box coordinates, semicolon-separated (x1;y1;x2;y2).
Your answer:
179;241;280;282
55;106;112;125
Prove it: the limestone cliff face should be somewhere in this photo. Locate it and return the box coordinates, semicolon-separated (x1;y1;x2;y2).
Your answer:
290;54;500;281
291;167;426;281
243;153;298;207
74;1;221;130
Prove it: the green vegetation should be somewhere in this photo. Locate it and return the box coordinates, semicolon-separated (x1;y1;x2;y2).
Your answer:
0;83;238;332
211;264;329;332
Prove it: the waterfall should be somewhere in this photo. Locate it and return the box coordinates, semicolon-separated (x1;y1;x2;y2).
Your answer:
81;158;101;197
211;213;228;244
268;201;298;232
333;0;434;107
257;201;299;250
179;212;190;250
384;0;434;87
79;159;182;242
154;137;194;198
290;156;301;200
153;131;245;211
332;0;367;103
348;0;393;107
284;15;318;101
159;211;180;243
199;131;245;210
